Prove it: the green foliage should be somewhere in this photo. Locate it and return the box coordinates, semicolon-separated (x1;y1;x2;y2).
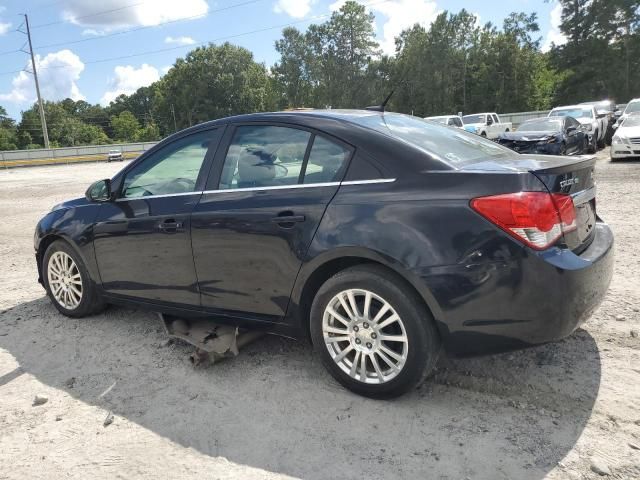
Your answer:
110;110;140;142
0;106;17;150
136;122;161;142
2;1;639;153
549;0;640;103
153;42;272;131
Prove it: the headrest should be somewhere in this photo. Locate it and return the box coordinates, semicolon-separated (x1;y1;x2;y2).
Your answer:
237;149;276;183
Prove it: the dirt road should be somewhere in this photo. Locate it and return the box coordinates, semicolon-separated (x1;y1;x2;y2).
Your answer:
0;151;638;480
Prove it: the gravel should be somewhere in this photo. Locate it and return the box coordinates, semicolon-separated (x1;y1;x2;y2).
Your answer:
0;149;639;480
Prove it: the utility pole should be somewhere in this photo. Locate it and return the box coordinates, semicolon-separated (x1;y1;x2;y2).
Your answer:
170;103;177;132
22;14;50;149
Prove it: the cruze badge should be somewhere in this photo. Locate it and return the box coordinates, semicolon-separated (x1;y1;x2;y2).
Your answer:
560;178;579;188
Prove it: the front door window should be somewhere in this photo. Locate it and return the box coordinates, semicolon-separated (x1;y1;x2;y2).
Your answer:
121;131;213;198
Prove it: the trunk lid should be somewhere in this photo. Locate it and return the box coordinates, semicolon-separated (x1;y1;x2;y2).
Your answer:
529;156;597;253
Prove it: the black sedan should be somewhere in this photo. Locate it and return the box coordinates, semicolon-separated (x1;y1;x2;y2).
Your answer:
34;110;614;398
498;116;588;155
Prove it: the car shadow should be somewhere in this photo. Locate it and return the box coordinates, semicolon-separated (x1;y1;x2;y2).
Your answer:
0;297;601;480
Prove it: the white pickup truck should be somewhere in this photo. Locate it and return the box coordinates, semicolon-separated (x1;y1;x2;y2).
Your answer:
462;113;512;139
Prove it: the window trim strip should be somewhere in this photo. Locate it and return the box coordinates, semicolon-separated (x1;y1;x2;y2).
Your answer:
114;178;396;200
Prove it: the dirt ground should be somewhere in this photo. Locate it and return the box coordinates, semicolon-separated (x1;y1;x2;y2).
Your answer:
0;150;638;480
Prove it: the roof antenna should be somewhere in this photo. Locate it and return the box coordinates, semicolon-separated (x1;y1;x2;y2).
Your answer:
365;89;395;112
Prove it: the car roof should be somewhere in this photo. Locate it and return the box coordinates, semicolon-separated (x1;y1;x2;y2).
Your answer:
152;110;456;174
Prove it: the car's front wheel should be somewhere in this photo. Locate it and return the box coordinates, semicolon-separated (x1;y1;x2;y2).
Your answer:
310;265;441;398
43;240;105;317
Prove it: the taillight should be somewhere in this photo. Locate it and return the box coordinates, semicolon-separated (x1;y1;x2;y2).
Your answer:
470;192;576;250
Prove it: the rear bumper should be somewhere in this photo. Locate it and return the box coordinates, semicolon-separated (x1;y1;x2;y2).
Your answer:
421;222;614;355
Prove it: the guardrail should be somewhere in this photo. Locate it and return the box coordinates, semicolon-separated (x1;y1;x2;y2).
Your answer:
499;110;550;127
0;142;157;168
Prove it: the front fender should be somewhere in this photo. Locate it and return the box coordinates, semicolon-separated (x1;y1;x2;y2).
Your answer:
34;203;103;285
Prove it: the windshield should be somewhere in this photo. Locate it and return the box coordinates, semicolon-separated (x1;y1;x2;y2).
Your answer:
625;102;640;114
351;113;511;164
427;117;448;124
621;116;640;128
551;107;593;119
517;119;562;132
462;114;485;124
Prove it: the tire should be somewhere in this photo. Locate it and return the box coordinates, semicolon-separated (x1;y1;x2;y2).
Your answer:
588;134;597;153
582;137;589;154
310;264;441;399
43;240;106;318
597;130;605;149
480;131;487;138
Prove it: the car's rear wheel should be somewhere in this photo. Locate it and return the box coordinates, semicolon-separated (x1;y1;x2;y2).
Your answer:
597;130;605;149
43;240;105;317
588;134;597;153
310;264;441;398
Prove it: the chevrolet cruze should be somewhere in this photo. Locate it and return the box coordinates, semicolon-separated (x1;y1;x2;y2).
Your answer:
34;110;614;398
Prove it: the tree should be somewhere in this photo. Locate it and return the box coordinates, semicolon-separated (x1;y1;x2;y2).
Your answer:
272;27;314;108
111;110;140;142
0;106;18;150
154;43;272;131
550;0;640;103
136;122;161;142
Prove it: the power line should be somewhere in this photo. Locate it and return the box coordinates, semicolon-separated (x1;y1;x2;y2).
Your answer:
0;0;388;77
31;1;148;29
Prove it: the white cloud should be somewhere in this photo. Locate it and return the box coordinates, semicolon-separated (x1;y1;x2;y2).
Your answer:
100;64;160;105
60;0;208;31
274;0;313;18
330;0;441;55
164;35;196;45
161;65;172;75
0;50;85;104
542;1;567;52
0;22;11;35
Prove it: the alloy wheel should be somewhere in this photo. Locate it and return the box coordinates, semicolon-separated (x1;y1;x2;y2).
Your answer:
322;289;409;384
47;251;83;310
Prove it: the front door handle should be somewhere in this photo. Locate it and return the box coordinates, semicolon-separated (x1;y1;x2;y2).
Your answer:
159;219;183;233
271;212;305;227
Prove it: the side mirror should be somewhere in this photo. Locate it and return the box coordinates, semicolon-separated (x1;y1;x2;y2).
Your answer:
597;112;607;119
567;126;577;133
612;123;619;130
86;179;113;202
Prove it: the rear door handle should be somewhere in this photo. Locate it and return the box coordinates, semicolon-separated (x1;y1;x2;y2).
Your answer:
271;213;306;225
159;219;183;232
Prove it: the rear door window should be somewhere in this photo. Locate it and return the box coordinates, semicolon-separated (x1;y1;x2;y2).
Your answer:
219;125;311;190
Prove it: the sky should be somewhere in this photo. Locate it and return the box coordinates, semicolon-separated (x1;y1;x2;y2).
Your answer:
0;0;565;121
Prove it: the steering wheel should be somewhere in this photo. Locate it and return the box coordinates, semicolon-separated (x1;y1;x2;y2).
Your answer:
172;177;196;191
274;164;288;178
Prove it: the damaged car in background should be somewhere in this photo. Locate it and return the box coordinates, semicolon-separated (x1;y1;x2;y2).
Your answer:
549;105;607;152
497;116;588;155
